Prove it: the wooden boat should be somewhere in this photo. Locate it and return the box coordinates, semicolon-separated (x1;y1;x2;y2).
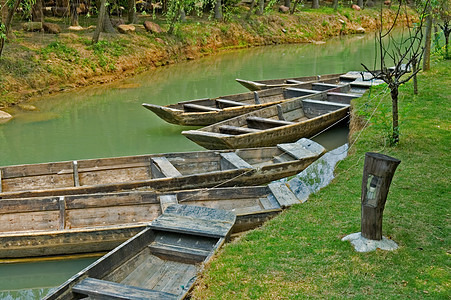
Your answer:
0;138;325;199
182;86;362;150
236;71;385;92
0;183;299;259
142;75;346;126
43;205;236;300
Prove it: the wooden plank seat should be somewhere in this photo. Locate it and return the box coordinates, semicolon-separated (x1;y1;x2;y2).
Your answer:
220;152;253;170
151;157;182;178
283;87;322;99
326;92;361;104
219;125;261;135
73;277;178;300
311;82;341;91
183;103;220;112
246;116;294;130
216;98;248;108
277;142;314;160
268;182;300;208
150;205;236;238
148;241;211;263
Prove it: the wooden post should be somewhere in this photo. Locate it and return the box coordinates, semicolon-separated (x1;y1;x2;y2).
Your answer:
361;152;400;240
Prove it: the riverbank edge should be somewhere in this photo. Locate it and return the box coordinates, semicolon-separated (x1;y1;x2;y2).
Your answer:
0;7;416;112
190;59;450;298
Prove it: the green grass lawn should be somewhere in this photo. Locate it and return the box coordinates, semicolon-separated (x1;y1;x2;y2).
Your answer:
192;60;450;299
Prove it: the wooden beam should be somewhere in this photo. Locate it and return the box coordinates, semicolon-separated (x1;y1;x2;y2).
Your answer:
159;194;178;213
276;104;285;121
73;277;178;300
183;103;220;112
219;125;260;135
0;170;2;193
59;196;66;230
268;182;299;208
253;91;261;104
72;160;80;187
220;152;253;170
151;157;182;178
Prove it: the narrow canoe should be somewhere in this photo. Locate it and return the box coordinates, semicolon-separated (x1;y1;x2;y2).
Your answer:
0;138;325;199
182;85;362;150
43;205;236;300
0;183;297;259
236;70;385;91
142;75;345;126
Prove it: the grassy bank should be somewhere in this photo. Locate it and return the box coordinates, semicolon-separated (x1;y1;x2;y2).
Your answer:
0;6;415;108
191;60;450;299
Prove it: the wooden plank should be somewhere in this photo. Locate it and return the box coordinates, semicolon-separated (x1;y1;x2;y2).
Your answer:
58;196;66;230
72;161;80;187
259;197;276;210
268;182;300;208
159;194;178;213
219;125;260;135
253;91;261;104
277;143;313;160
151;157;182;178
72;277;178;300
220;152;253;170
286;79;304;84
283;87;320;99
276;104;285;121
216;98;247;108
183;103;220;112
148;242;210;263
246;116;294;129
312;82;341;91
150;205;236;238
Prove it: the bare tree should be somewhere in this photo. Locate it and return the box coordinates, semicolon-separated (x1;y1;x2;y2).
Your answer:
361;0;428;144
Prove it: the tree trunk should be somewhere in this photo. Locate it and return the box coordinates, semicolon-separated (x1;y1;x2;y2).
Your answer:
312;0;319;9
127;0;136;24
390;87;399;144
179;8;186;22
32;0;44;23
412;57;418;95
333;0;339;10
360;152;401;240
0;0;21;58
246;0;255;19
214;0;222;20
284;0;291;8
92;0;107;43
423;12;432;71
1;0;7;21
70;0;80;26
257;0;264;15
290;0;300;14
358;0;363;8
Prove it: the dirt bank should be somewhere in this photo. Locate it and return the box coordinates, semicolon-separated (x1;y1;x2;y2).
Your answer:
0;7;416;110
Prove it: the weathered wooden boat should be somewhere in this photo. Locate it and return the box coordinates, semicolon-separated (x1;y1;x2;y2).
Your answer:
0;183;300;259
142;74;346;126
182;86;362;150
236;70;385;92
0;138;325;199
43;205;236;300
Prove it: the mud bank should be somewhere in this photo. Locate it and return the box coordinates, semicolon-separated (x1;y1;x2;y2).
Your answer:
0;8;416;109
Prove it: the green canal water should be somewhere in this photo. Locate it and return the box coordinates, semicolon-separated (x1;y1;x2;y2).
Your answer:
0;31;399;298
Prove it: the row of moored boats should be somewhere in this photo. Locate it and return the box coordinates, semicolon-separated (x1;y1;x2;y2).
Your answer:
0;71;383;299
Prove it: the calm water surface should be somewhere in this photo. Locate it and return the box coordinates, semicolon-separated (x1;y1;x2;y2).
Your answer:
0;31;395;297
